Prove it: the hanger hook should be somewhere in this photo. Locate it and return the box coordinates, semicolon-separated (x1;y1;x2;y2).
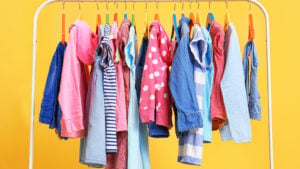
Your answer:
189;0;192;12
209;0;211;11
226;0;229;11
173;1;176;12
78;0;81;12
146;0;148;13
114;2;118;12
156;0;159;13
181;0;184;11
62;0;65;12
96;0;100;12
249;0;252;13
106;0;108;12
125;0;127;12
132;0;135;12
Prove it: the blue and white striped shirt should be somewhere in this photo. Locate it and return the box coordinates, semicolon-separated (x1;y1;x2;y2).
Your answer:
178;24;207;166
100;24;118;153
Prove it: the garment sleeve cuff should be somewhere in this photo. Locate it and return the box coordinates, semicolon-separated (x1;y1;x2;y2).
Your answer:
176;109;202;132
60;117;85;138
139;106;155;124
249;99;261;120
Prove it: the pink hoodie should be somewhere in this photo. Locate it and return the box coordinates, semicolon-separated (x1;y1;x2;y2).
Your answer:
58;20;98;138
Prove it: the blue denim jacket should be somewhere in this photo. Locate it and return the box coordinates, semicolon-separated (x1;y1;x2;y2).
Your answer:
243;41;262;120
169;17;202;132
39;42;66;135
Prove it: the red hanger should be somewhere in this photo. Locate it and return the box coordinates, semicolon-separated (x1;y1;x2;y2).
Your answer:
62;2;65;45
154;1;160;21
248;13;255;41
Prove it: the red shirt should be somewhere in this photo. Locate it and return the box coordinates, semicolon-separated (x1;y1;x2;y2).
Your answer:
209;21;227;130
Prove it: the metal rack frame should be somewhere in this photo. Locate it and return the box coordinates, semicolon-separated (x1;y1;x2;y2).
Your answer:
29;0;273;169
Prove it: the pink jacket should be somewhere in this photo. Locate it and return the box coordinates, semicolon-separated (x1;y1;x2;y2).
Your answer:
139;21;173;129
58;20;98;138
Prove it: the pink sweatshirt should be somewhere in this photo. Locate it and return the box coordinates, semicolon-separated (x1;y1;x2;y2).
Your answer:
139;21;173;128
58;20;98;138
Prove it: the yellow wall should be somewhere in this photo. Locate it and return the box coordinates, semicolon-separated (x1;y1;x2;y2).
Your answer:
0;0;299;168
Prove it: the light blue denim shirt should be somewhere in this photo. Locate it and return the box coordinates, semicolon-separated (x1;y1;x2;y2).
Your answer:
201;26;214;143
79;25;106;167
220;23;251;143
243;41;262;120
125;26;150;169
169;17;202;133
79;55;106;167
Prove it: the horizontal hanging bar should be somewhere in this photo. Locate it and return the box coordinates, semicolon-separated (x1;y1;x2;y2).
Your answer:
48;0;255;2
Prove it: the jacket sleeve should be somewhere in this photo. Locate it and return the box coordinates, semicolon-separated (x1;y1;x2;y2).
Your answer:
58;27;85;138
139;29;157;123
39;43;61;125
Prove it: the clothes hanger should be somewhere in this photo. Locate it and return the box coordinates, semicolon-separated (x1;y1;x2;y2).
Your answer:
172;2;180;42
143;0;148;38
248;0;255;41
124;0;128;19
189;0;195;37
206;0;215;31
113;2;118;23
96;0;101;27
181;0;185;17
77;0;81;20
154;0;160;21
196;0;202;26
224;0;231;32
95;0;101;35
105;0;109;24
131;1;135;26
189;0;195;25
62;0;65;45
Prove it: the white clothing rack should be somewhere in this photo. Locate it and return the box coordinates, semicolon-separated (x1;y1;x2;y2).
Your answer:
29;0;273;169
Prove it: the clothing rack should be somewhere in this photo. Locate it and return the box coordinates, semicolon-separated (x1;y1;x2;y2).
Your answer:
30;0;272;169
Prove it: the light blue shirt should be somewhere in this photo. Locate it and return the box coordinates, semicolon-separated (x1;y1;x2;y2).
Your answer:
79;26;107;167
201;26;214;143
220;23;251;143
125;26;150;169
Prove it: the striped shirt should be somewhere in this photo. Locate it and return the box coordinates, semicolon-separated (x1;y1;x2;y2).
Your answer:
100;24;118;153
178;25;207;165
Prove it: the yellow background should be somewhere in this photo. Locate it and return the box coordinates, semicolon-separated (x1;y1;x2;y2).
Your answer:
0;0;299;168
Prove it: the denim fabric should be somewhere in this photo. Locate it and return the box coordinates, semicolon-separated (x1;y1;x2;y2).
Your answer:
169;17;202;132
177;25;206;166
126;26;150;169
201;26;213;143
79;26;106;167
243;41;262;120
136;37;169;138
39;42;66;136
220;23;251;143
